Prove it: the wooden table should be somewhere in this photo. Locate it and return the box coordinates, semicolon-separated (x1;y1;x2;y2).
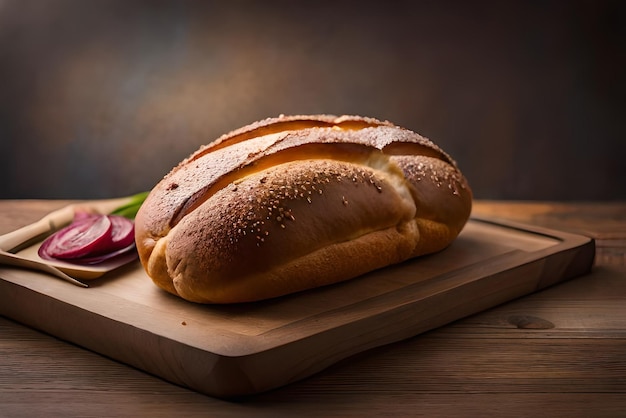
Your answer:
1;200;624;417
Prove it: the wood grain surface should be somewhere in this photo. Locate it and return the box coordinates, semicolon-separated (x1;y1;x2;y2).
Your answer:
0;200;625;417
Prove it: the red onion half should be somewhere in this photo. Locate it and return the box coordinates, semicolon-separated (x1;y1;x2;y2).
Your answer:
38;212;137;264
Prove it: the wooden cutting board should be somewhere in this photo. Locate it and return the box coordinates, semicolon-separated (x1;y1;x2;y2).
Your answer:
0;215;594;398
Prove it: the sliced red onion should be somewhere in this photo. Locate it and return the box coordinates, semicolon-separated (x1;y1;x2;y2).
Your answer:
38;213;137;265
108;215;135;248
39;215;113;260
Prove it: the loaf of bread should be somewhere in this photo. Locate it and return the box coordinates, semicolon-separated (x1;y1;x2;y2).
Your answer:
134;115;472;303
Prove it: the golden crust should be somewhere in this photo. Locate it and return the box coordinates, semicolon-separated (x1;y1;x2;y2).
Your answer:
134;115;472;303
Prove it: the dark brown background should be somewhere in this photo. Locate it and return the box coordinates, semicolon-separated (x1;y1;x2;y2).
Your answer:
1;0;624;200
